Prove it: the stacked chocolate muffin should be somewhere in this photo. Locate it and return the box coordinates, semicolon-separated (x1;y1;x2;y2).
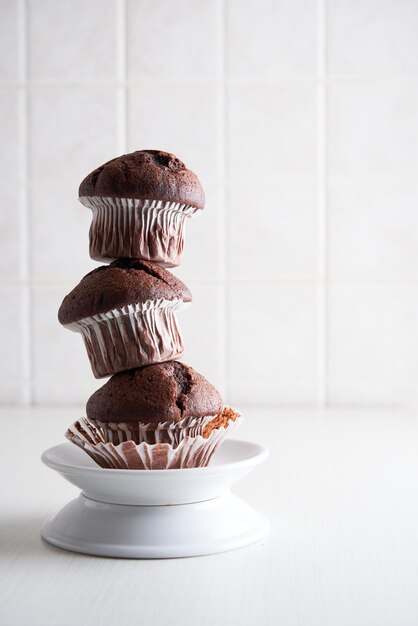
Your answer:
59;150;240;469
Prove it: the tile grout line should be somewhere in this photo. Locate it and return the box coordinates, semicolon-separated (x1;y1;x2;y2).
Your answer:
220;0;228;399
317;0;327;407
17;0;32;405
116;0;128;153
3;73;418;89
3;277;418;289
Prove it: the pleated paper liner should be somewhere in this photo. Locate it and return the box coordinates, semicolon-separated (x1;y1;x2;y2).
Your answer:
65;407;242;470
64;298;188;378
79;196;202;267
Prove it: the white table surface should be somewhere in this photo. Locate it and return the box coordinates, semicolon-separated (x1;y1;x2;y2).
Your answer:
1;406;418;626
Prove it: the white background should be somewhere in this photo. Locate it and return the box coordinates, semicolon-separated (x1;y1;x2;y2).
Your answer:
1;0;418;407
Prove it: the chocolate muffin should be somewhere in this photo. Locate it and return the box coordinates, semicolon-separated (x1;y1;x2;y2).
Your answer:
58;259;191;378
66;362;241;470
79;150;205;267
86;361;222;427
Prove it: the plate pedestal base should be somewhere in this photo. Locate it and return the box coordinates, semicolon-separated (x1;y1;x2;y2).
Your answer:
42;492;269;558
41;439;269;559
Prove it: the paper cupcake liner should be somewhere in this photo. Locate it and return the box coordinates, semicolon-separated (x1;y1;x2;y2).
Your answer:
79;196;202;267
64;298;188;378
72;406;240;446
87;414;217;445
65;409;242;470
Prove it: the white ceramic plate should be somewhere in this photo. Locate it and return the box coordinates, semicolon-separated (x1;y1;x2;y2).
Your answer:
42;439;268;505
41;439;270;558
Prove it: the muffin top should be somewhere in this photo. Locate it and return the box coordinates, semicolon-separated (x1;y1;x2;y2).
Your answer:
79;149;205;209
58;259;191;325
86;361;223;424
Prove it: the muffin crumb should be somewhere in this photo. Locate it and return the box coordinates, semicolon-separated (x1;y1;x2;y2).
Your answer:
203;406;241;438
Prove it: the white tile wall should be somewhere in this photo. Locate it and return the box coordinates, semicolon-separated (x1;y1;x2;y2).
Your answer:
228;284;319;405
29;89;119;184
327;285;418;405
0;0;18;81
226;0;317;78
1;0;418;407
31;286;99;404
180;283;225;394
27;0;118;83
328;82;418;178
30;182;98;283
227;179;318;280
228;82;317;180
0;287;23;403
327;0;418;75
328;180;418;280
127;0;222;80
127;83;222;185
0;90;20;279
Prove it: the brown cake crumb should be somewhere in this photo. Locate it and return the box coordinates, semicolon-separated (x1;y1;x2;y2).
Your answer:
202;406;241;438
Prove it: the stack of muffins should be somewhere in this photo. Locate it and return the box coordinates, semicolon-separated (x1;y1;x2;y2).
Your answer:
59;150;240;469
